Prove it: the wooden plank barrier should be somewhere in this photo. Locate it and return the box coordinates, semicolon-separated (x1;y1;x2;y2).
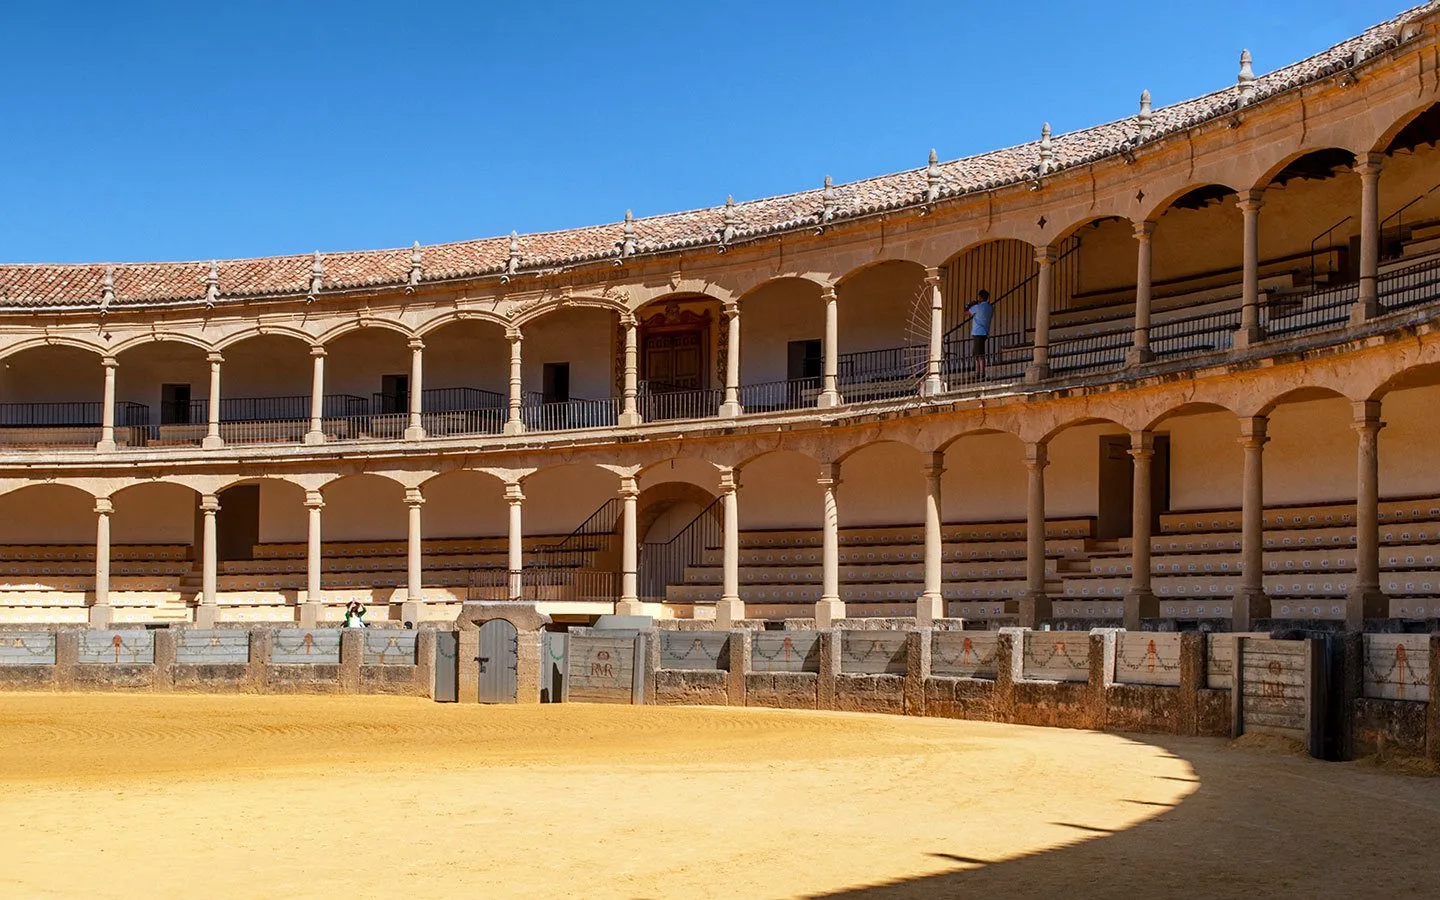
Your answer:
1362;634;1430;702
175;629;250;665
1233;637;1320;747
362;631;418;666
658;630;729;671
1114;632;1183;687
750;631;821;673
566;634;641;704
271;628;341;664
930;631;999;679
1022;631;1090;682
0;631;56;665
840;630;907;675
78;629;153;664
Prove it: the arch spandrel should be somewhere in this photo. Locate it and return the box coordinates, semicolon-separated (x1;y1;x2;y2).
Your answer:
213;324;320;352
1136;181;1245;226
109;332;216;358
413;308;511;338
509;293;632;329
316;317;418;347
0;336;109;362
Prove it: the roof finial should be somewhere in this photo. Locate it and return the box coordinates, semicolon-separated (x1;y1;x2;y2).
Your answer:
407;241;423;291
1038;123;1055;175
820;175;837;226
100;265;115;308
620;210;637;258
925;149;942;206
718;195;737;249
205;261;219;308
1237;49;1255;105
1137;90;1153;140
505;230;521;278
309;251;324;299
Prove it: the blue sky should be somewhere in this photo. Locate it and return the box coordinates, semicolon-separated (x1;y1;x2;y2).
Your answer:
0;1;1407;263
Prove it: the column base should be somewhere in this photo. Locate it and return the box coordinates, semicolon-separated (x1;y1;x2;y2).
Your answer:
617;411;643;427
193;602;218;629
95;440;117;452
718;401;743;418
1023;363;1050;385
814;598;846;628
1345;586;1387;632
1232;325;1266;350
1122;589;1158;630
403;426;426;441
816;390;842;409
1349;298;1381;326
503;418;526;436
297;601;322;628
915;593;944;624
201;434;225;450
1232;587;1270;632
1124;347;1154;367
715;598;745;629
1017;591;1051;628
614;599;645;616
88;604;113;628
398;600;424;626
303;430;326;446
921;376;945;397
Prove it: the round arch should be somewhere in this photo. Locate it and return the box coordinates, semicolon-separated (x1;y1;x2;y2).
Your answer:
319;473;409;543
414;310;510;338
316;318;417;347
511;294;632;329
213;326;319;353
1249;147;1357;194
419;469;508;540
734;449;825;532
0;336;108;362
834;257;929;286
1371;101;1440;155
0;483;97;546
110;333;215;358
1138;182;1244;224
110;481;202;546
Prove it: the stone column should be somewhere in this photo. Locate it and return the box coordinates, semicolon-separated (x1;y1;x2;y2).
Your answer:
1235;190;1266;348
303;491;324;625
918;452;945;623
1352;152;1384;324
198;493;220;628
90;497;114;626
1019;442;1050;627
1128;221;1156;365
402;487;425;622
1348;400;1386;629
716;467;744;627
504;329;525;435
97;357;118;451
404;338;425;440
202;352;224;449
815;463;845;626
305;346;326;445
922;267;945;395
818;286;841;407
1026;246;1055;382
1124;431;1158;629
719;300;742;417
615;476;642;615
506;481;525;601
1236;416;1270;631
618;315;641;426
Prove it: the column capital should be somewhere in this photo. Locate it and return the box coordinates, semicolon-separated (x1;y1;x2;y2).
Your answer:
618;476;640;498
1132;220;1156;241
1128;429;1155;455
1351;398;1385;432
404;487;425;507
407;337;425;352
1236;189;1265;212
922;266;943;287
817;462;842;486
506;326;523;343
1353;151;1385;178
1034;245;1056;266
1238;415;1269;443
722;299;740;318
309;345;327;358
1023;442;1048;469
100;356;119;370
94;497;114;516
504;483;525;503
206;351;225;365
718;467;739;493
304;490;325;510
620;312;638;329
923;456;946;480
820;285;838;302
199;494;221;513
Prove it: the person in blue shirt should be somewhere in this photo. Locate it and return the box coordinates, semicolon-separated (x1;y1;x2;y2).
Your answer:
967;289;994;378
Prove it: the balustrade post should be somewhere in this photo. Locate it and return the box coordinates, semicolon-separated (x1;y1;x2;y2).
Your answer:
506;482;525;601
305;346;326;445
818;286;842;407
618;315;641;427
1352;153;1384;324
401;487;425;623
1236;416;1270;631
97;357;118;451
504;329;525;436
1235;191;1266;349
404;339;426;440
1124;431;1158;629
918;452;945;623
1348;400;1386;629
1128;222;1156;365
815;463;845;626
1019;442;1050;627
1026;247;1055;382
719;300;743;417
922;268;945;396
202;352;224;450
716;468;744;627
91;497;113;627
616;477;642;615
197;494;220;628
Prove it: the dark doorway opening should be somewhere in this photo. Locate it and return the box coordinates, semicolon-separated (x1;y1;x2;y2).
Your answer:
1096;434;1170;540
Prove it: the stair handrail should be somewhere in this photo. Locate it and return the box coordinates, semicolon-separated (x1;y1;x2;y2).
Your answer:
637;496;723;600
532;496;623;569
1308;214;1352;290
1380;182;1440;248
942;239;1083;344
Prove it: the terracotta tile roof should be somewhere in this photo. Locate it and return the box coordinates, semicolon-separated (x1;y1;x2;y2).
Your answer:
0;4;1429;312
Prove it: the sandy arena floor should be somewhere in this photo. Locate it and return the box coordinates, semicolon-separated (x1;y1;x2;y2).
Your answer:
0;696;1437;899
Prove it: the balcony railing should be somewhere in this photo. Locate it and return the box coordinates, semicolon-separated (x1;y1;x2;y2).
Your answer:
1266;283;1358;339
0;401;149;448
522;397;620;432
737;377;821;413
1379;258;1440;313
466;567;619;602
637;382;722;422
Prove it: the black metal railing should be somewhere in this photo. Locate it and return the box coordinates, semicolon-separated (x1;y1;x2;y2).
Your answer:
522;397;620;432
1265;282;1358;339
424;386;505;412
1148;306;1241;357
941;240;1083;347
636;381;723;422
466;566;619;602
638;497;721;601
1308;214;1352;289
531;497;622;571
737;377;820;413
1379;256;1440;312
1048;328;1131;375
